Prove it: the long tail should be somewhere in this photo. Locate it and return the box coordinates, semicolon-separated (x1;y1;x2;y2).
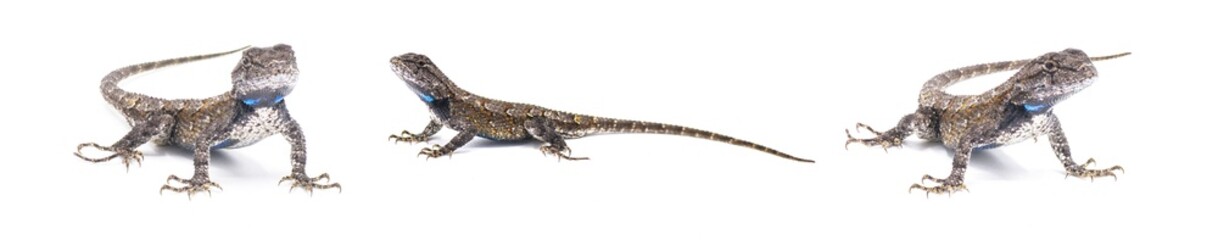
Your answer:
918;51;1131;108
585;118;815;163
101;46;250;111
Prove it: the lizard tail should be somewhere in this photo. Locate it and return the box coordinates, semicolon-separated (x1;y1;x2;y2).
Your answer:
1089;52;1131;61
586;118;815;163
100;46;250;110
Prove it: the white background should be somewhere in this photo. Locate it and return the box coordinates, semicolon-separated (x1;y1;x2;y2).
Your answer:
1;0;1214;239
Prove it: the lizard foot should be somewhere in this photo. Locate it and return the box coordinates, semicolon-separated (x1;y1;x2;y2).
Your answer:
160;175;222;199
843;123;902;152
389;130;430;144
908;174;969;197
540;143;588;161
1066;158;1124;181
417;144;452;159
279;173;342;195
74;142;144;171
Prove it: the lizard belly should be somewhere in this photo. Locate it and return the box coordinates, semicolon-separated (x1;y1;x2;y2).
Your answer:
214;108;283;149
982;113;1052;149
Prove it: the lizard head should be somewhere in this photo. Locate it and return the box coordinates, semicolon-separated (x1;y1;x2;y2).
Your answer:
390;53;456;104
1007;48;1098;112
231;44;299;108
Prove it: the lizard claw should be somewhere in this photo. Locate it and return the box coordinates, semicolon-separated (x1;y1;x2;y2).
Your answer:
159;175;223;200
539;144;588;161
74;142;144;171
909;176;968;198
844;123;902;152
418;144;447;159
855;123;884;135
919;174;945;184
389;130;429;144
1066;158;1123;182
279;173;342;195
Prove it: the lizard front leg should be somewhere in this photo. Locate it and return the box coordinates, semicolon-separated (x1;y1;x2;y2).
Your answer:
159;142;222;199
277;120;341;194
418;130;475;159
75;114;174;170
909;145;971;196
845;112;927;151
525;117;588;160
389;119;442;143
1045;115;1123;181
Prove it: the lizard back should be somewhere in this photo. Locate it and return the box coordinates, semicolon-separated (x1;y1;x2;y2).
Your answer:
453;89;815;163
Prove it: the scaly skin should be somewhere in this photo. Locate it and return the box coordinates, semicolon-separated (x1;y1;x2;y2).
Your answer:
75;44;340;198
388;53;814;163
845;49;1130;196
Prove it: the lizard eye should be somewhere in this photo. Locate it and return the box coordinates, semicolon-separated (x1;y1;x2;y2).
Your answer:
1042;61;1057;72
273;95;285;103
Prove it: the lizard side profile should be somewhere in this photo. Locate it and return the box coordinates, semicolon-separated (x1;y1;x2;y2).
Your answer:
388;53;814;163
74;44;340;197
845;48;1130;195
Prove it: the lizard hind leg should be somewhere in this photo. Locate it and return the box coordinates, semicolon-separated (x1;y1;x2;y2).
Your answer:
525;117;588;161
845;113;923;152
73;114;174;170
74;142;143;167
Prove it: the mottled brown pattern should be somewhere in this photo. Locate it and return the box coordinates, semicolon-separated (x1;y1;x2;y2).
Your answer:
388;53;814;163
846;49;1129;196
75;44;339;197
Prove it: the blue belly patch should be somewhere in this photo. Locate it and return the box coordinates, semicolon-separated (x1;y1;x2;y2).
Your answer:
975;143;1001;150
212;139;237;149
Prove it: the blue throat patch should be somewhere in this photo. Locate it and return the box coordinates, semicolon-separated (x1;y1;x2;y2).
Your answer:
242;98;261;106
418;92;436;103
1023;103;1048;112
242;95;284;106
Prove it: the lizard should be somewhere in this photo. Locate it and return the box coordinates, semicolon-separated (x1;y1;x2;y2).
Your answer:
74;44;341;197
387;53;815;163
844;48;1130;195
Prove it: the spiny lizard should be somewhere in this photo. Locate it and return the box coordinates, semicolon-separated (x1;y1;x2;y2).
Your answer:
845;48;1129;195
74;44;341;197
388;53;815;163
